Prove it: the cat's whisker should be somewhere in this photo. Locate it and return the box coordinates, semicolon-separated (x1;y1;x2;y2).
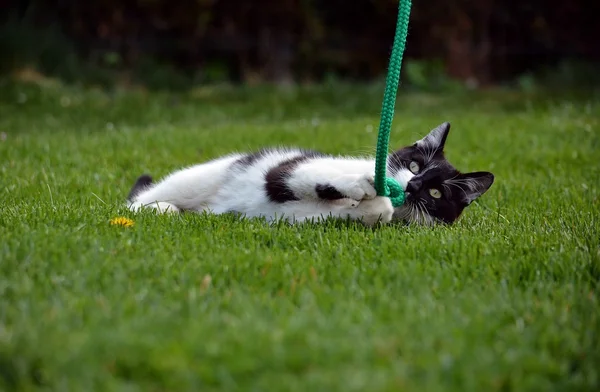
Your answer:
446;182;470;198
420;205;428;226
416;145;435;164
441;183;453;197
420;200;434;226
447;180;476;188
411;204;418;224
446;178;480;191
417;201;430;226
414;206;422;225
411;203;420;225
349;146;378;157
418;145;430;163
427;148;436;163
407;203;418;225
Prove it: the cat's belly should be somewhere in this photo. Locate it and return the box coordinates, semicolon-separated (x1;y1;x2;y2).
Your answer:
207;190;349;223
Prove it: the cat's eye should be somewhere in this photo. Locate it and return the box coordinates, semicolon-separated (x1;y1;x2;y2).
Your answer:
429;188;442;199
409;161;420;174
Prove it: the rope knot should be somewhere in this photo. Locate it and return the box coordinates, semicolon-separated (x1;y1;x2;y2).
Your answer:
383;177;405;207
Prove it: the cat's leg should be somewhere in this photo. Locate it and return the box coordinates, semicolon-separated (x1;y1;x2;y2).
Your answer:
278;160;377;205
291;196;394;226
128;154;242;213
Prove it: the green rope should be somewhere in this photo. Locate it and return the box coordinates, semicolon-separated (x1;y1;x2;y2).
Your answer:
374;0;412;207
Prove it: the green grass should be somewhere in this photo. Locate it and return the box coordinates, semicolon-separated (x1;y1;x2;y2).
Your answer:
1;80;599;391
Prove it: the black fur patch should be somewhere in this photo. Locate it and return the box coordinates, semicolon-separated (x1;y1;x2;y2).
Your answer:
127;174;153;200
315;184;344;200
234;150;268;168
261;149;327;203
264;156;308;203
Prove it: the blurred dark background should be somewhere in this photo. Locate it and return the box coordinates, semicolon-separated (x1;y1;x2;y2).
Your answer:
1;0;598;90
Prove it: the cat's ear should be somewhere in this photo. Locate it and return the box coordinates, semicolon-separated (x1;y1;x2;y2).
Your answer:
415;122;451;151
451;171;494;205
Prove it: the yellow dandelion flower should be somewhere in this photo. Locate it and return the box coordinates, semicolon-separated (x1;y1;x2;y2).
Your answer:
109;217;135;227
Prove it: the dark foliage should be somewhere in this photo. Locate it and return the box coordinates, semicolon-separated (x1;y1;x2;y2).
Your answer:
1;0;598;87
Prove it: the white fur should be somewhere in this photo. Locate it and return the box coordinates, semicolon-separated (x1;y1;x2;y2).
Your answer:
128;149;413;226
129;154;242;213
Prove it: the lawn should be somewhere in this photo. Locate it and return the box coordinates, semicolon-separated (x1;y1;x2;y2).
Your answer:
0;79;599;391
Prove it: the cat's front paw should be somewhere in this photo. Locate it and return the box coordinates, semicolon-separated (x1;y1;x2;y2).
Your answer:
355;196;394;226
129;201;180;214
336;173;377;201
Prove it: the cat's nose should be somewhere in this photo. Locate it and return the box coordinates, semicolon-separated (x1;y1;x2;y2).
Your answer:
405;179;422;194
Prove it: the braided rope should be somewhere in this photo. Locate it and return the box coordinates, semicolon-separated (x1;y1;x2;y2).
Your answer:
373;0;412;207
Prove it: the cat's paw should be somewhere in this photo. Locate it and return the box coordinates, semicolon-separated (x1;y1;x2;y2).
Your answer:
335;173;377;201
354;196;394;226
129;201;180;214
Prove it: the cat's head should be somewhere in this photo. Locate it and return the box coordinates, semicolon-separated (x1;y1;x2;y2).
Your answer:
388;122;494;225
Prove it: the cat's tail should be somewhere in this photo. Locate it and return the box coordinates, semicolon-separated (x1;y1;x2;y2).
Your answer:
127;174;153;201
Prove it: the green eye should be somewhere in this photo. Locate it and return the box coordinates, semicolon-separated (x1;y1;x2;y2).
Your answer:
429;188;442;199
409;161;420;174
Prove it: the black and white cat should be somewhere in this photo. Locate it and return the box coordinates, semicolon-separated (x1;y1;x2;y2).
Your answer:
127;122;494;226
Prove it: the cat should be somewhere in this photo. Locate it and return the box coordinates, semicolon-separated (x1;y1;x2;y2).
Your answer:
126;122;494;226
